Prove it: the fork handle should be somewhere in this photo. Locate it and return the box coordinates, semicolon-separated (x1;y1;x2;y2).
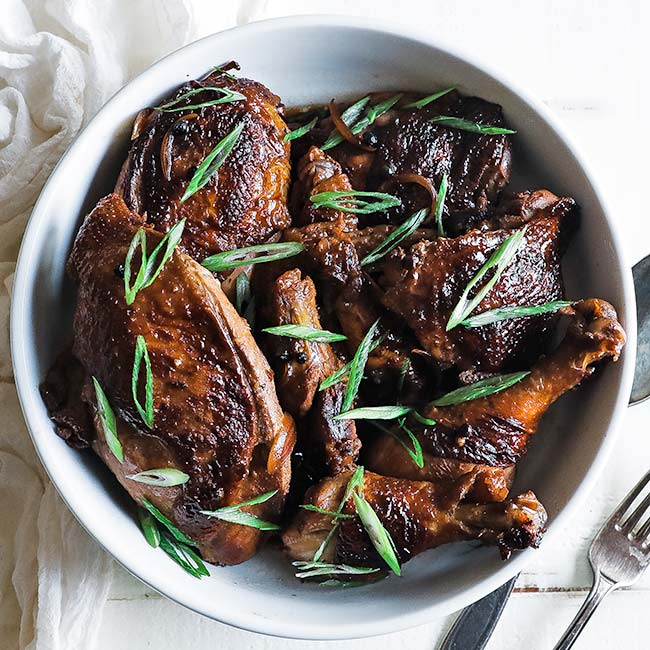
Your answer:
553;572;617;650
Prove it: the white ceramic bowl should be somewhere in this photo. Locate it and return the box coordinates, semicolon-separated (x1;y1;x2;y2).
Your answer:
11;15;637;640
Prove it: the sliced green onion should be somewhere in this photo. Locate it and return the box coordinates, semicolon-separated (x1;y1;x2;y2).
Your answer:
319;338;384;391
319;579;371;588
446;229;527;331
460;301;573;328
159;532;209;579
153;86;245;112
127;468;189;487
430;115;516;135
124;219;186;305
213;64;237;80
351;491;401;576
333;405;412;421
235;272;251;315
373;420;424;469
323;94;401;150
360;208;428;266
312;466;365;562
262;324;347;343
310;190;400;215
132;335;154;428
349;94;402;134
283;116;318;142
181;122;244;203
138;508;161;548
430;371;531;407
319;362;351;391
321;96;370;150
292;561;380;579
299;504;355;520
200;490;280;531
202;241;304;272
404;87;456;109
434;173;449;237
92;377;123;463
141;497;197;547
397;359;411;397
340;320;380;413
411;411;436;426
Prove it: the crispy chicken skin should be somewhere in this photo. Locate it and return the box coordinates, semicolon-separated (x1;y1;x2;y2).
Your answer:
261;269;360;475
66;194;296;565
380;197;578;372
283;470;547;572
115;68;291;264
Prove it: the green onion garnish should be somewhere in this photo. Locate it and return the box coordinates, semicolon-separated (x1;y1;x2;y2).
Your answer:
200;490;280;531
430;371;530;407
322;94;401;150
201;241;304;272
124;218;186;305
283;116;318;142
127;468;189;487
92;377;123;463
446;229;526;331
319;337;384;391
132;335;154;428
313;466;364;562
351;491;401;576
153;86;245;113
434;173;449;237
348;94;402;134
430;115;516;135
292;561;379;579
319;362;351;391
213;64;237;80
333;405;412;421
235;272;251;315
360;208;428;266
411;411;436;426
181;122;244;203
321;96;370;150
404;87;456;109
340;320;381;413
138;508;161;548
141;497;197;547
310;190;400;215
319;579;371;588
262;324;347;343
299;504;355;520
460;301;573;328
373;419;424;469
159;532;209;579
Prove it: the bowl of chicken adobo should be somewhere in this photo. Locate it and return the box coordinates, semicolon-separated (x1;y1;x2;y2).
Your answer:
11;16;636;640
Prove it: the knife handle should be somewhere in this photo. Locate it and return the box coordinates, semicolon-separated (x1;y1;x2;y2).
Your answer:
438;575;518;650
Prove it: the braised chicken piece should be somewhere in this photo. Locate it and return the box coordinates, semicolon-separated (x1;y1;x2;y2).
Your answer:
115;67;291;265
300;91;512;230
63;194;295;565
261;269;360;476
283;470;547;574
289;146;356;228
368;299;625;491
380;195;578;372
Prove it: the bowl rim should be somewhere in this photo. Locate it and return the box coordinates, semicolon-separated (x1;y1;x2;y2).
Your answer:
10;13;637;640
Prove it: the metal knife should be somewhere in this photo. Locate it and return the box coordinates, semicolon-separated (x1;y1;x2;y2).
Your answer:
437;575;518;650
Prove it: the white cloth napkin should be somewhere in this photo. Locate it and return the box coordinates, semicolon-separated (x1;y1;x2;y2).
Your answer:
0;1;192;648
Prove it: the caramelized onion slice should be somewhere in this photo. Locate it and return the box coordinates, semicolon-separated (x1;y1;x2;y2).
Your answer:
328;99;376;152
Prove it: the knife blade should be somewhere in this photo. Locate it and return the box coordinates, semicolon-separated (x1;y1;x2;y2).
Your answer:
437;575;518;650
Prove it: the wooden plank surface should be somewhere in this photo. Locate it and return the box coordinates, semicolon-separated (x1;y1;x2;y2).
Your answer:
96;1;649;648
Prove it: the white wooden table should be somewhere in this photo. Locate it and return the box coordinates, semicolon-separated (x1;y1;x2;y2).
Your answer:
97;2;649;648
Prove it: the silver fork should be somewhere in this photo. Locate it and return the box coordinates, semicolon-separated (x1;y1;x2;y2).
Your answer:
553;469;650;649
